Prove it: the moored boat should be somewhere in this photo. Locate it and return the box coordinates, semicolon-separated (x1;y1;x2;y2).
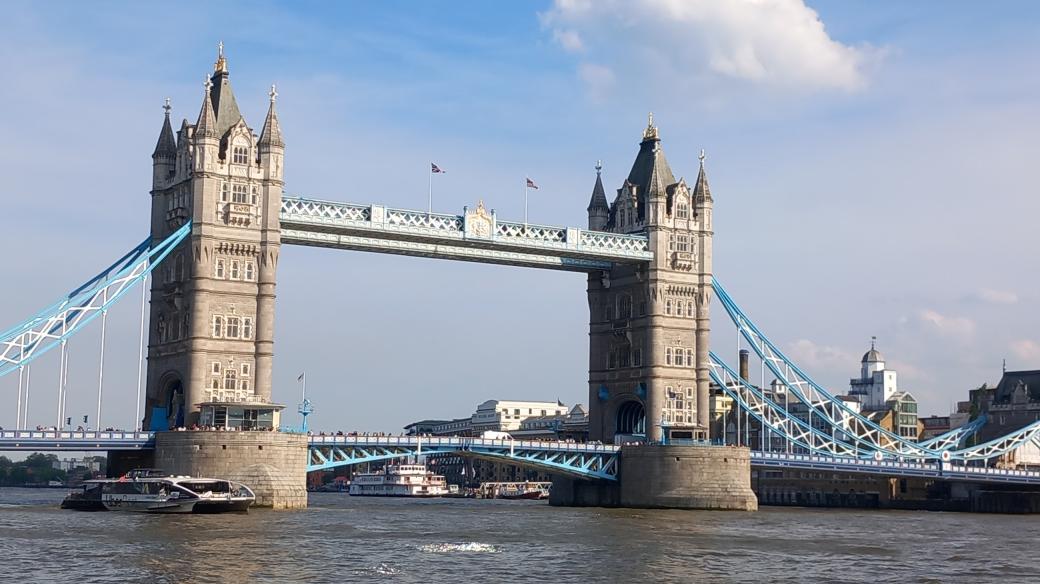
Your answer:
61;469;255;513
348;464;449;497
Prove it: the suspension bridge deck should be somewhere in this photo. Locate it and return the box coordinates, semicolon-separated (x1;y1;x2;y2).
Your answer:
279;197;654;271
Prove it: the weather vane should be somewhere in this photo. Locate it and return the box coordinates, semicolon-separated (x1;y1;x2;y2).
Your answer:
163;97;171;114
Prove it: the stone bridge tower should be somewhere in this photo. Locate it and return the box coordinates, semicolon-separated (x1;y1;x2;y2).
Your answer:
143;47;284;429
586;116;713;444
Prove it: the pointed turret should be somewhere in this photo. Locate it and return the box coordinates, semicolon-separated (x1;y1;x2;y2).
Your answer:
152;99;177;189
195;76;217;139
259;85;284;148
693;149;712;205
624;113;677;222
209;41;244;144
152;98;177;159
587;160;609;231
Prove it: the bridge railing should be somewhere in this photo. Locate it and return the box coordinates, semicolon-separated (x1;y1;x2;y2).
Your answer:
280;197;653;261
307;434;620;453
752;450;1040;480
0;430;155;441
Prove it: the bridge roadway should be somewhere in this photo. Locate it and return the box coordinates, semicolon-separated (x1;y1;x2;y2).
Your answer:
4;431;1040;486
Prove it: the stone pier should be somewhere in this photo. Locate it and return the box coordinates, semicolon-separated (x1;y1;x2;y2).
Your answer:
550;444;758;511
152;431;307;509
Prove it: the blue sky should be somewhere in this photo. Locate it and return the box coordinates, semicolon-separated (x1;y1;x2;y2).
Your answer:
1;1;1038;432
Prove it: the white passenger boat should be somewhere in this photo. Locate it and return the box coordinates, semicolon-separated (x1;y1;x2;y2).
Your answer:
94;469;255;513
348;464;450;497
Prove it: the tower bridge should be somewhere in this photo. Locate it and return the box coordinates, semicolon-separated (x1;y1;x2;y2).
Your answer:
4;48;1040;510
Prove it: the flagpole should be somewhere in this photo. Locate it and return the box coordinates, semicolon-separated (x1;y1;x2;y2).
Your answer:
523;177;529;229
428;166;433;215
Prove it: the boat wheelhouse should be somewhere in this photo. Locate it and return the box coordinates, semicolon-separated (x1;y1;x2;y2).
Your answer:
348;464;450;497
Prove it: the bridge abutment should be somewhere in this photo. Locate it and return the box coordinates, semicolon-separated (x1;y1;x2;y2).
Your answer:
551;444;757;511
152;431;307;509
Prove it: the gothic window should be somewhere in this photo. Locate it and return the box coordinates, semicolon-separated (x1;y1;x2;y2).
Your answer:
230;260;240;280
233;147;248;165
223;369;237;390
676;301;684;317
215;259;225;279
686;348;694;367
221;182;229;202
687;302;694;318
226;317;240;338
157;314;167;342
211;362;221;375
618;294;632;319
665;299;673;315
619;348;631;368
244;261;255;281
668;234;675;251
211;379;219;390
619;208;626;227
241;380;249;392
232;183;249;204
608;349;617;369
242;317;253;340
241;363;250;377
677;203;689;219
676;235;689;252
251;186;258;205
686;387;693;398
212;316;223;338
666;347;673;366
633;348;642;367
639;300;647;316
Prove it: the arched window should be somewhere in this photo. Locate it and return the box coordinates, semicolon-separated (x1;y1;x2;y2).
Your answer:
215;259;225;279
220;182;229;202
677;203;689;219
686;348;694;367
687;302;695;318
230;261;240;280
665;300;672;315
675;301;684;317
251;186;259;205
232;183;248;203
223;369;237;390
233;146;249;165
619;208;626;227
241;363;251;377
242;317;253;339
212;316;223;338
244;261;255;281
157;315;167;342
666;347;673;365
633;348;642;367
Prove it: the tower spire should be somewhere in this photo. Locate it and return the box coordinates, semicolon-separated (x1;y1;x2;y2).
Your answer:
152;98;177;158
693;148;712;204
195;76;217;139
259;84;284;148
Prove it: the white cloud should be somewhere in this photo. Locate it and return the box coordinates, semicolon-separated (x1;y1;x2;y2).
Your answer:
1010;339;1040;362
552;28;584;53
973;288;1019;305
915;309;976;339
785;339;855;371
541;0;873;94
578;63;615;101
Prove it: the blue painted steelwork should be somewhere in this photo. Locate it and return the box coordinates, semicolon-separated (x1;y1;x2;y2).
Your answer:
307;435;620;480
279;197;653;272
0;222;191;377
0;430;154;451
751;451;1040;485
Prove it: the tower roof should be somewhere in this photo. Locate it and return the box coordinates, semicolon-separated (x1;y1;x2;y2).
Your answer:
259;85;284;148
152;98;177;158
624;113;677;219
209;47;245;143
195;76;217;139
587;160;609;212
861;337;884;363
693;150;712;204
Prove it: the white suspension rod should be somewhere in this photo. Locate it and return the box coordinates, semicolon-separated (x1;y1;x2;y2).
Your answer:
135;275;147;431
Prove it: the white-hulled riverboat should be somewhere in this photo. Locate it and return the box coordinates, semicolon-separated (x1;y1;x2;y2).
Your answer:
66;469;256;513
348;464;450;497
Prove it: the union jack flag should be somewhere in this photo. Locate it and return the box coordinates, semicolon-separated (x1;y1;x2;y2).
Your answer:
431;163;445;174
526;177;539;189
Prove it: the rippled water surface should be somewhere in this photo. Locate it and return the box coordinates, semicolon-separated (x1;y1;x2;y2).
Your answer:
1;488;1036;583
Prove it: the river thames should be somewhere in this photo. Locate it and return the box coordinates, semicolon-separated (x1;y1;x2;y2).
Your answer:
1;488;1035;583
